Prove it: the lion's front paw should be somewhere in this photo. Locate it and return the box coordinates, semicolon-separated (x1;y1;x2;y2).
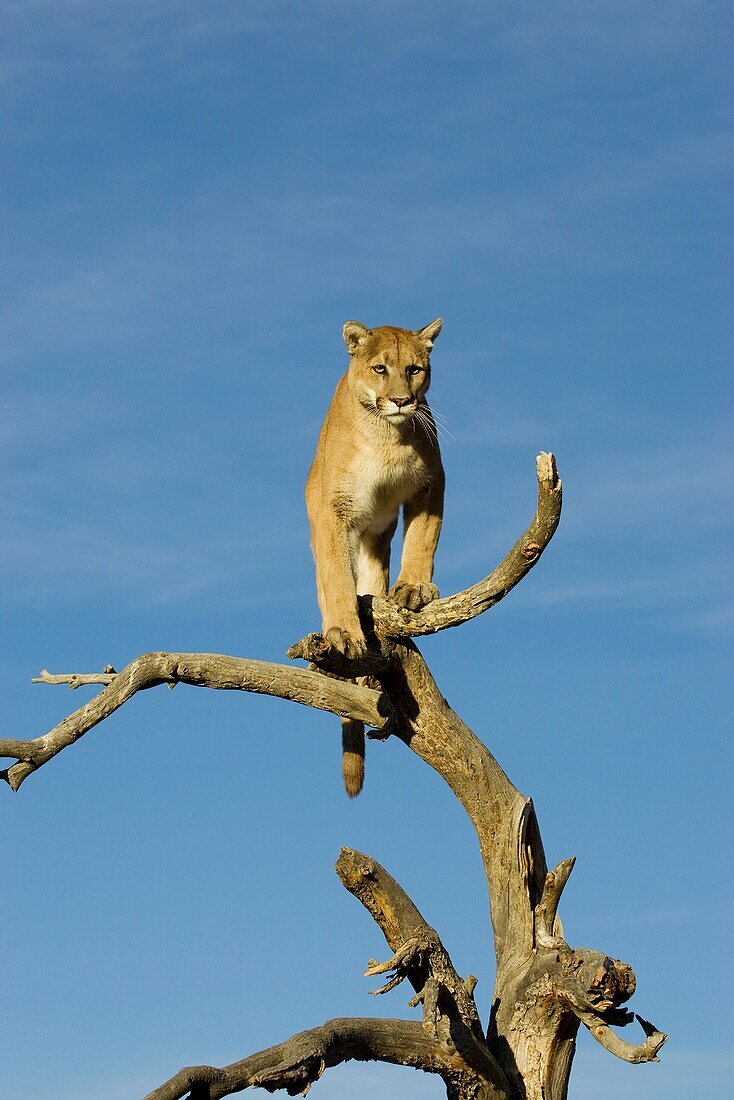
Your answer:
389;582;440;611
325;626;367;661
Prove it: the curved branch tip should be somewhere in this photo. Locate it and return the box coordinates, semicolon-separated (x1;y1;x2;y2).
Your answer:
536;451;560;488
580;1008;668;1063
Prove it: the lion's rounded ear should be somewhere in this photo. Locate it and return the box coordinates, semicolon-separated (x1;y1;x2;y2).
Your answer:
343;321;371;353
416;317;443;349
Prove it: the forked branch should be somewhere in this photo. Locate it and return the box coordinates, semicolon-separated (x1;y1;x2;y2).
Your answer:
337;849;485;1039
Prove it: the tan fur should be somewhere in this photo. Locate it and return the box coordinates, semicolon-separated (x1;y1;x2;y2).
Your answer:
306;319;445;796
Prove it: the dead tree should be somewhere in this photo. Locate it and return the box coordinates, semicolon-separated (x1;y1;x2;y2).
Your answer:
1;453;665;1100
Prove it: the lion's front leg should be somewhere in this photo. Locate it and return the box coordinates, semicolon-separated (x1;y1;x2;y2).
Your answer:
390;476;445;611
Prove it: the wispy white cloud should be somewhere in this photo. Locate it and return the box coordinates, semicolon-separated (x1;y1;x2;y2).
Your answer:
0;501;307;608
434;432;733;630
681;602;734;631
0;0;288;81
3;114;730;368
493;0;722;60
438;551;733;633
439;399;557;448
564;440;733;534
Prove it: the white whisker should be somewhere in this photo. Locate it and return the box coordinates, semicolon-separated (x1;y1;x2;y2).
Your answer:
419;407;441;437
425;405;454;439
414;410;434;446
415;408;440;450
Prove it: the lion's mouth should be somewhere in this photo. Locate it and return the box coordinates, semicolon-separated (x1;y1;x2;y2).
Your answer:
380;402;417;419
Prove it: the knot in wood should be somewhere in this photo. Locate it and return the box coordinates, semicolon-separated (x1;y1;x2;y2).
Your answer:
588;957;636;1007
560;950;582;974
521;541;541;561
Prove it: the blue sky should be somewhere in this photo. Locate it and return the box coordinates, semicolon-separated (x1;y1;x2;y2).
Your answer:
1;2;731;1097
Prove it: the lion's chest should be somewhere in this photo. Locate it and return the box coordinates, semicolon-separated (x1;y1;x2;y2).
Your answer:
347;445;428;533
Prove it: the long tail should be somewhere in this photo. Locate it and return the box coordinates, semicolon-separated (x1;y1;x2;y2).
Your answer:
341;719;365;797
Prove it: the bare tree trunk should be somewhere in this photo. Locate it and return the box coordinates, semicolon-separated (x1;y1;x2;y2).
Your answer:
1;455;666;1099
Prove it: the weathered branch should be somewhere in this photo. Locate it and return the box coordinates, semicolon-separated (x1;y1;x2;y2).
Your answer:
32;666;118;688
291;618;552;972
336;847;509;1097
337;848;485;1037
145;1017;457;1100
1;653;388;791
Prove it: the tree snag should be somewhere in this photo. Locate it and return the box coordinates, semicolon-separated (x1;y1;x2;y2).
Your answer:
2;453;666;1099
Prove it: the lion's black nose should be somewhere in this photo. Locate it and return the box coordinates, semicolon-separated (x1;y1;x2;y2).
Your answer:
392;396;412;407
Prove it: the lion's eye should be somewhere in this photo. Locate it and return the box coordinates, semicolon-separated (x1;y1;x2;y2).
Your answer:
407;365;423;376
372;364;386;375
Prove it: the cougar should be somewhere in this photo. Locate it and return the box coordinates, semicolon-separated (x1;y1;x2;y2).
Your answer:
306;318;445;796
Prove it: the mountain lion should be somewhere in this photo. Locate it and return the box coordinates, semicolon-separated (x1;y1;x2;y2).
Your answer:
306;318;445;796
